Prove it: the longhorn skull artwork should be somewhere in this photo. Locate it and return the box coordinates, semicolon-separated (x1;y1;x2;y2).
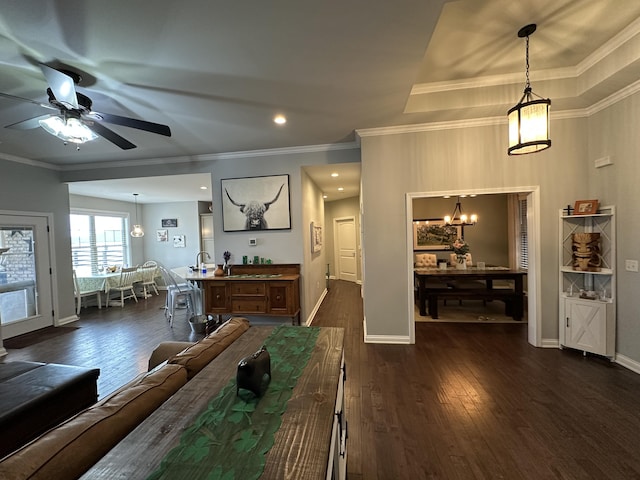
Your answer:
224;183;286;230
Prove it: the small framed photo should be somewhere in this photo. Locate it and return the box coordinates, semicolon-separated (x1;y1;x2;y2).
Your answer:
156;229;168;242
574;199;599;215
173;235;186;248
311;221;323;253
162;218;178;228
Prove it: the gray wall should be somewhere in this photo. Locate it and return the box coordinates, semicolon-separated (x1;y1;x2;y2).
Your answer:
360;115;588;344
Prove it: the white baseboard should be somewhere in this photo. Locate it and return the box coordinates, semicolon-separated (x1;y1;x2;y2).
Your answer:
363;316;411;344
615;352;640;375
306;288;328;326
541;338;560;348
57;315;79;326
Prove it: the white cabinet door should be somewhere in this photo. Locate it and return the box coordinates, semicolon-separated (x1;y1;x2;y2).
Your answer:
564;298;607;355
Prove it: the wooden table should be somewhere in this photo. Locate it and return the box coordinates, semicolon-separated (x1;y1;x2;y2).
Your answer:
81;326;346;480
414;267;527;320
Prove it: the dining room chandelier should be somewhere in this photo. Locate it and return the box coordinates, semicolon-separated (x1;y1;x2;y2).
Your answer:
507;23;551;156
130;193;144;237
444;196;477;226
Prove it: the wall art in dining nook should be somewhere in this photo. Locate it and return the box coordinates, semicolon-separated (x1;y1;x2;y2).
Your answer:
413;219;460;251
221;174;291;232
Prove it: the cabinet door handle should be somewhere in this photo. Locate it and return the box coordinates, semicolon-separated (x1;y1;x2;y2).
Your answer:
566;317;570;328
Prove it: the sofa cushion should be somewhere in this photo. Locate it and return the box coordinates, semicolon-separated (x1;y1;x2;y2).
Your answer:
148;341;195;371
168;317;250;379
0;363;187;480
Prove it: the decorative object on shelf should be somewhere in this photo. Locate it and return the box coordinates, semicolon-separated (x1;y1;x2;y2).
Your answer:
563;204;574;216
573;199;599;215
572;232;602;271
223;250;232;275
173;235;185;248
161;218;178;228
221;174;291;232
214;264;225;277
130;193;144;238
444;196;477;226
507;23;551;156
451;238;470;269
156;229;168;242
311;221;323;253
237;346;271;398
413;219;460;251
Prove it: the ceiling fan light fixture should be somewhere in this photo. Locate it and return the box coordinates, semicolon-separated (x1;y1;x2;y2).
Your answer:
507;24;551;156
38;115;98;144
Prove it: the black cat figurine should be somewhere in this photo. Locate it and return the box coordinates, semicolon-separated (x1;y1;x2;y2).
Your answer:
236;346;271;398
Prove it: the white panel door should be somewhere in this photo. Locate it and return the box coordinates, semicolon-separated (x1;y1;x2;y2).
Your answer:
0;214;53;338
335;217;357;283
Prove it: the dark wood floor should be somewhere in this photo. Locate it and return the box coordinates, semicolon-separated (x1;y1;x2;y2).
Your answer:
3;280;640;479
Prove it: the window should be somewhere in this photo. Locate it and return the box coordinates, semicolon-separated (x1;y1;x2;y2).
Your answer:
70;211;130;271
517;194;528;270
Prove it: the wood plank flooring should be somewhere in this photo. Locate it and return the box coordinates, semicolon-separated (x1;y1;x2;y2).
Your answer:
3;280;640;479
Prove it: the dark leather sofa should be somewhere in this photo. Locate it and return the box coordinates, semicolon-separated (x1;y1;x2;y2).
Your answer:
0;361;100;458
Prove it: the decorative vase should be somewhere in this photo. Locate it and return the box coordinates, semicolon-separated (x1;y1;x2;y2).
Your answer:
455;256;467;270
214;264;225;277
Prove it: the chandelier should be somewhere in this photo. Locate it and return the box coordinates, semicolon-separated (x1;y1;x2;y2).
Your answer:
507;23;551;155
444;196;477;226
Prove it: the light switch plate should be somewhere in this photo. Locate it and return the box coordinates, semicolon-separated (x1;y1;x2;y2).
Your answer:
625;259;638;272
249;238;257;246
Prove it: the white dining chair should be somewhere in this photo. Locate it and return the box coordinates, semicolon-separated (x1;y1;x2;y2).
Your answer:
73;269;103;315
138;262;159;298
106;266;139;307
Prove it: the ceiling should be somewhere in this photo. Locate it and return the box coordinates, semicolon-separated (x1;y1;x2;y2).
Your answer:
3;0;640;202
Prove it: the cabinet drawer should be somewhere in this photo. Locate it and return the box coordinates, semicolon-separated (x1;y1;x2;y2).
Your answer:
231;298;267;313
230;282;266;296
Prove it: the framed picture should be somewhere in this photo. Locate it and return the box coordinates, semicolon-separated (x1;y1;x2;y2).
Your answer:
574;199;599;215
413;219;460;251
156;229;168;242
221;174;291;232
173;235;186;248
162;218;178;228
311;221;323;253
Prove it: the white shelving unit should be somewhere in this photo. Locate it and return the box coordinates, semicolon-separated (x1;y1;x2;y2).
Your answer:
558;205;616;358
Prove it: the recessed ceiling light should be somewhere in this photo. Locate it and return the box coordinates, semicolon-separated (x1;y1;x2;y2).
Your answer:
200;186;208;190
273;115;286;125
331;172;339;177
323;194;328;199
338;187;344;191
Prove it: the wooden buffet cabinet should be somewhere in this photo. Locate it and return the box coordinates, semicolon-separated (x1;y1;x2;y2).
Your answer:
199;264;301;324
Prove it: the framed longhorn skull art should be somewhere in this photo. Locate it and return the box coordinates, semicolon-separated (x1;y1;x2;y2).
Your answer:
221;174;291;232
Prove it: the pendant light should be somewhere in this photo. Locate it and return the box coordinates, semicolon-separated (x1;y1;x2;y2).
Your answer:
130;193;144;237
507;24;551;155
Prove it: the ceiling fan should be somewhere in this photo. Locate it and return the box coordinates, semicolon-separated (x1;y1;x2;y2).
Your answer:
0;64;171;150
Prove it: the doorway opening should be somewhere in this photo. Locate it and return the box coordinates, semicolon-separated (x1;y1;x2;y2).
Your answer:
406;186;541;346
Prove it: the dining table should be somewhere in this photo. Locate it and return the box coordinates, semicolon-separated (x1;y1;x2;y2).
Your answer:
414;266;527;320
75;267;159;304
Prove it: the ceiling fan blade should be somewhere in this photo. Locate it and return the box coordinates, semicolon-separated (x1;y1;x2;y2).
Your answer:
93;111;171;137
40;64;78;109
5;114;53;130
86;121;136;150
0;91;57;111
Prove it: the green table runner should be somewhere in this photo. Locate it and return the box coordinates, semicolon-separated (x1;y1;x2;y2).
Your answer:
147;325;320;480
